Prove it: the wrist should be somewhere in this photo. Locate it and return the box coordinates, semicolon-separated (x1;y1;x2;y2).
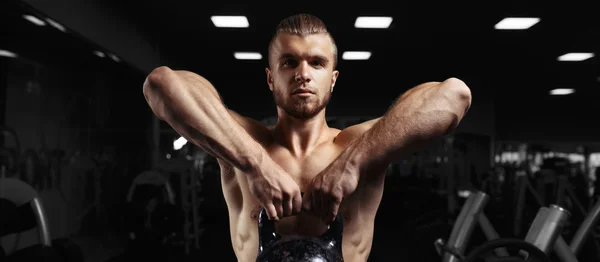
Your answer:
344;133;389;181
343;140;369;178
240;142;268;175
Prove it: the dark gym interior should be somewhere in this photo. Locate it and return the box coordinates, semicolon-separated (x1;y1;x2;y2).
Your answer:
1;0;600;261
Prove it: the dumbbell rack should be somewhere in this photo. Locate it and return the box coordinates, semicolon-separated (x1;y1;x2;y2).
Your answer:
179;152;206;255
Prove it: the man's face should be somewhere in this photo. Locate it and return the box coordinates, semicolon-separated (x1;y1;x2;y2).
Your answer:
266;33;339;119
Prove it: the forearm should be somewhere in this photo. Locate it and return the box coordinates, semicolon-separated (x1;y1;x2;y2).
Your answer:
143;67;267;173
350;78;472;177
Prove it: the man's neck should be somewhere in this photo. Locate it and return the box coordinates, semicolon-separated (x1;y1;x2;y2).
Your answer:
273;111;329;157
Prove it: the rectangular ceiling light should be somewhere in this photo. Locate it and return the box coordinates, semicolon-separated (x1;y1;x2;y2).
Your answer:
557;52;594;61
342;51;371;60
0;49;18;58
494;17;540;30
23;14;46;26
45;18;66;32
108;53;121;62
354;16;393;28
549;88;575;95
234;52;262;60
211;16;249;28
93;50;105;58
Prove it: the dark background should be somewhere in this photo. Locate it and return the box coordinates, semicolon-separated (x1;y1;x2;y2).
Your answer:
1;0;599;261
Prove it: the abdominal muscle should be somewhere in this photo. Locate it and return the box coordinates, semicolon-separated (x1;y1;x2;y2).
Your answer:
220;165;384;262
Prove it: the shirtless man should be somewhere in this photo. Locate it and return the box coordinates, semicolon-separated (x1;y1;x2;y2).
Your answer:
142;13;472;262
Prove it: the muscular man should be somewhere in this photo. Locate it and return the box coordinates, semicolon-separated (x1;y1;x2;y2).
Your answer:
143;13;471;262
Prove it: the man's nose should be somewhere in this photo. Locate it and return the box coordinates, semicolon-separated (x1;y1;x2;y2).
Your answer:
294;61;311;84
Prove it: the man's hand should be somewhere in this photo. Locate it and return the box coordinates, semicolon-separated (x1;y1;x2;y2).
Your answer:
302;150;360;224
246;157;302;221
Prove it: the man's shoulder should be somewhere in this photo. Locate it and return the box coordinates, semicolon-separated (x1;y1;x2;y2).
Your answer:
333;117;382;147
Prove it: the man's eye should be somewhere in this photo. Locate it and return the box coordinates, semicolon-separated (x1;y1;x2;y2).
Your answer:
283;60;297;67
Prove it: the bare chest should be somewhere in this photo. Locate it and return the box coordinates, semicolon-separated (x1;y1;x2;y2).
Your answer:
266;145;342;193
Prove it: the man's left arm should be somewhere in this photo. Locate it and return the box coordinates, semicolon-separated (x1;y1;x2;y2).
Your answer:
303;77;471;223
345;77;472;181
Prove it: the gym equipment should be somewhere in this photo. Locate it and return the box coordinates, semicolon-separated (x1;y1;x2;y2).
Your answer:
462;238;549;262
255;208;344;262
122;169;184;262
1;197;19;259
434;190;555;261
435;191;509;262
527;197;600;262
177;149;207;255
1;178;85;262
513;166;589;237
125;170;180;237
512;166;600;260
524;205;571;255
0;194;60;261
1;125;21;177
0;125;20;154
462;204;570;262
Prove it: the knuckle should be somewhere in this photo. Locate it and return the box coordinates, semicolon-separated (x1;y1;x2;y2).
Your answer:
285;190;295;198
272;191;282;201
316;186;326;193
333;191;343;200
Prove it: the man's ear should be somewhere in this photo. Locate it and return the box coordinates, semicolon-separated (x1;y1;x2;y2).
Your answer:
265;67;274;92
331;70;339;92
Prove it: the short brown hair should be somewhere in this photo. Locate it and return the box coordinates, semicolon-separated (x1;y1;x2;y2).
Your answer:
268;13;338;69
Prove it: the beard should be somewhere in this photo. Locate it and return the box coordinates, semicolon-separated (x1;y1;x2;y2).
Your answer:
273;87;332;120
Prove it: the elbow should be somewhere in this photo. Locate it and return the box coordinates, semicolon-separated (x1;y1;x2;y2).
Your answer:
144;66;174;90
442;77;472;115
438;78;471;135
142;66;175;120
143;66;176;103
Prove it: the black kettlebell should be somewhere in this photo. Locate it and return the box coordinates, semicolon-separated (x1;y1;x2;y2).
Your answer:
255;209;344;262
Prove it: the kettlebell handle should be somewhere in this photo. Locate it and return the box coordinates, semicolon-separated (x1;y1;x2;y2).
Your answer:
257;204;344;255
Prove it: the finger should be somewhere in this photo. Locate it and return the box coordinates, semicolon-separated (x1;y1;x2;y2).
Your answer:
273;198;284;219
265;203;279;221
302;192;312;213
282;194;292;217
327;198;341;224
292;191;302;215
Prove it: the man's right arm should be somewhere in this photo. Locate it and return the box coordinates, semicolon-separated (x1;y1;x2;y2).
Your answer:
142;66;269;173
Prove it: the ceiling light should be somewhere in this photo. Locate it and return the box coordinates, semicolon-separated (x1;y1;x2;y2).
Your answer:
342;51;371;60
549;88;575;95
494;17;540;30
108;53;120;62
93;50;105;58
234;52;262;60
557;52;594;61
45;18;66;32
211;16;249;28
354;16;393;29
173;136;188;150
23;14;46;26
0;49;18;58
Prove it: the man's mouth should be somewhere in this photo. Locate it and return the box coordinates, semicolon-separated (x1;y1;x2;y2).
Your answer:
292;88;314;94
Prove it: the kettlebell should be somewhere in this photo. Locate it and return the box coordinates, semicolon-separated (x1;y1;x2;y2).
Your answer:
255;209;344;262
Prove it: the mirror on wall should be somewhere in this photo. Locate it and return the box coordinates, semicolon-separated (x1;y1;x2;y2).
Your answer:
0;0;153;251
